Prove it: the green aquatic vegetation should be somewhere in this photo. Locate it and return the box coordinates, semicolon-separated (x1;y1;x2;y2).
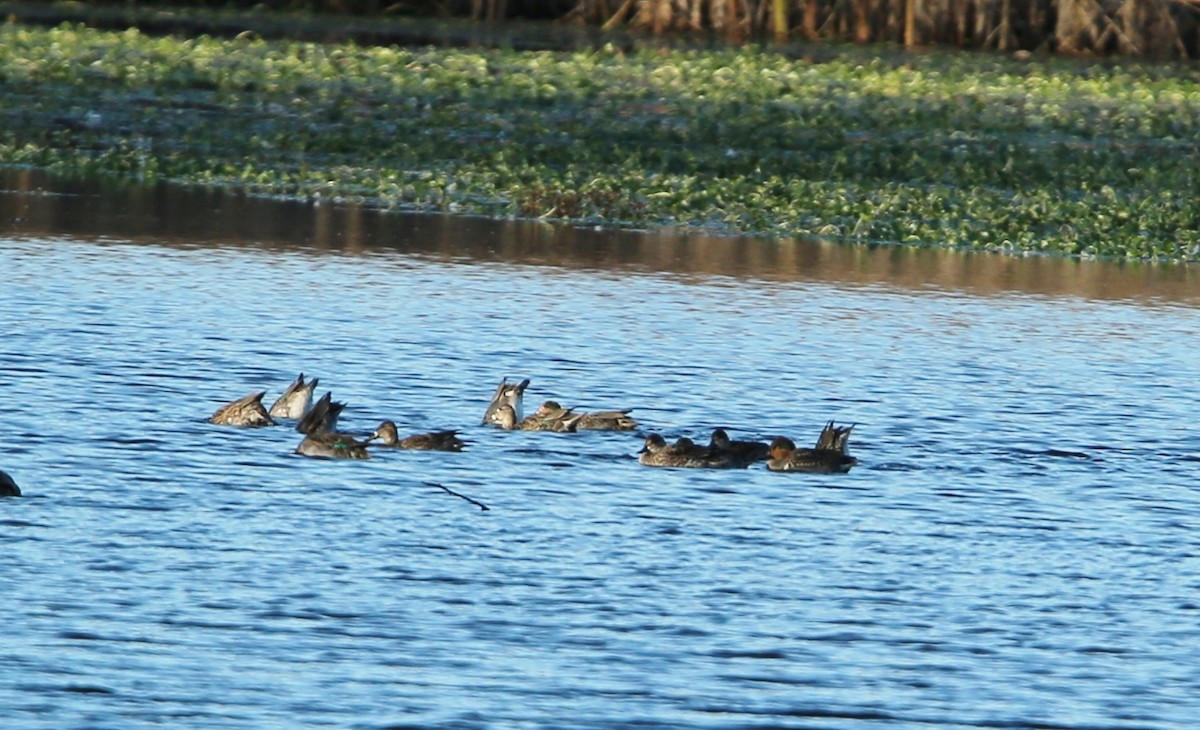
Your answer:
0;23;1198;261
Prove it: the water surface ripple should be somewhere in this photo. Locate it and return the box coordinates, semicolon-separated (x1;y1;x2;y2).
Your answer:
2;181;1199;730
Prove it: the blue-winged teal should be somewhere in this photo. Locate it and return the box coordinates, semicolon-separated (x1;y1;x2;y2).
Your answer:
766;422;858;473
574;408;639;431
708;428;770;466
482;377;530;426
295;432;372;460
269;373;318;419
638;434;741;468
294;392;368;459
813;420;855;452
296;392;344;435
209;391;276;427
0;468;19;497
493;401;585;432
371;421;466;452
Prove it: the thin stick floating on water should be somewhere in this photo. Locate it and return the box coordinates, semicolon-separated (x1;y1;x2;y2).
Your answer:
424;481;489;511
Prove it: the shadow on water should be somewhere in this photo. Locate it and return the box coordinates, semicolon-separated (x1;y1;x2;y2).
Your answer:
2;167;1196;304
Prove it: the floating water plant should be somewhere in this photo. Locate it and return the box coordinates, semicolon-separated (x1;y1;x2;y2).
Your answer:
0;23;1197;261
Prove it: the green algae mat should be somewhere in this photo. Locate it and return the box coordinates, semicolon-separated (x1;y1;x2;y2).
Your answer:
2;23;1198;262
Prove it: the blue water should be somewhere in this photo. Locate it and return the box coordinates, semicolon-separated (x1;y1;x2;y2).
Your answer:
2;187;1199;729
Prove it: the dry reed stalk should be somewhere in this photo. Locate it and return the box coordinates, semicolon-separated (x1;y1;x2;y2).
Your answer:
1117;0;1190;56
565;0;1194;56
729;0;752;41
600;0;637;28
713;0;731;32
853;0;872;40
470;0;509;21
803;0;822;37
639;0;671;33
772;0;789;40
904;0;919;44
1055;0;1133;54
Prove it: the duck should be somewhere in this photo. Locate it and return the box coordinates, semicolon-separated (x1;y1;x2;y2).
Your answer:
293;391;369;459
814;420;855;452
370;421;466;452
766;421;858;474
574;408;639;431
482;377;530;426
708;428;769;466
489;403;521;430
269;373;318;419
293;392;371;459
493;401;585;432
0;468;19;497
638;434;740;468
525;400;587;431
209;391;276;427
295;431;372;460
296;392;344;435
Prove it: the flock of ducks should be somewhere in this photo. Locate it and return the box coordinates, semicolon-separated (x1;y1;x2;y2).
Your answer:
208;374;465;460
205;373;859;474
0;373;859;499
0;374;858;500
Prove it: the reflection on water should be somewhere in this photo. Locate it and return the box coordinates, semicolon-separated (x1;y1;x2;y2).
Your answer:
2;167;1196;303
2;168;1200;730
